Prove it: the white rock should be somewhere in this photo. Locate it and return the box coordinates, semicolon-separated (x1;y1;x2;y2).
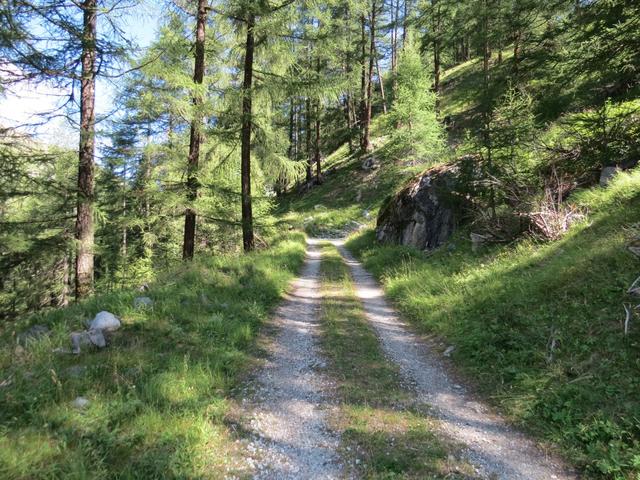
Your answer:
89;311;121;331
444;345;456;357
88;329;106;348
72;396;90;409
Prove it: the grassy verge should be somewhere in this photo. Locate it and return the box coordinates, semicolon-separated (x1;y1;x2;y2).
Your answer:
0;233;306;479
318;242;474;479
346;170;640;479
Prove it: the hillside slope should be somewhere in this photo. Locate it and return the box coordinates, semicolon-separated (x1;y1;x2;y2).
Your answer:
276;69;640;480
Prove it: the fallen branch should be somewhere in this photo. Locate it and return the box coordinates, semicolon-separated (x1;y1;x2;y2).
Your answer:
627;276;640;296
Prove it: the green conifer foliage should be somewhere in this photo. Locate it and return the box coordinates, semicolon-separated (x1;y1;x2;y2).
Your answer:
386;38;444;161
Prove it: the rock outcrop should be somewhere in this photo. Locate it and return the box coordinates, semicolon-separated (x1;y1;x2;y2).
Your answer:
376;162;467;251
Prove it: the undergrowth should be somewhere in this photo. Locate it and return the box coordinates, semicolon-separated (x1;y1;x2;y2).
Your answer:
0;233;306;479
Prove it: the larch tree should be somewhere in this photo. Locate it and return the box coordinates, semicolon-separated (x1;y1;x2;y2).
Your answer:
75;0;98;298
0;0;135;298
183;0;209;260
240;8;256;252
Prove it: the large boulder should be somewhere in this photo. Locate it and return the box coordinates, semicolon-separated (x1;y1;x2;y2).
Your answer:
376;162;468;251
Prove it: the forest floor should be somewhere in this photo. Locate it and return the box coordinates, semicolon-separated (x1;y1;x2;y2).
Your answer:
230;238;576;479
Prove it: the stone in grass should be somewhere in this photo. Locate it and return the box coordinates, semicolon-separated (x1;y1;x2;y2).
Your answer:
70;331;92;355
72;396;90;409
600;165;619;187
89;311;121;332
88;329;106;348
361;156;379;171
444;345;456;357
70;329;106;354
133;296;153;309
17;324;51;346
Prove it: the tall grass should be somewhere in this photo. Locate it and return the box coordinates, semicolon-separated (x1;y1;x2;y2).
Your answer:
0;233;306;479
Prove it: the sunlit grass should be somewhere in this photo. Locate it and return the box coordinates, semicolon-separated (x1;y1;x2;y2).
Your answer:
318;243;473;479
0;233;306;479
346;169;640;478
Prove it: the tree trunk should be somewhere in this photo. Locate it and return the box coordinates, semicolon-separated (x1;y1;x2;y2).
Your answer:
483;4;491;92
57;249;70;307
314;99;322;184
241;12;255;252
288;99;295;160
143;123;152;235
513;30;521;75
75;0;97;299
294;100;300;161
402;0;409;48
344;93;354;152
359;14;366;147
432;0;441;94
121;174;128;285
374;46;387;114
391;0;400;97
305;97;312;182
481;0;496;220
182;0;207;260
362;1;376;153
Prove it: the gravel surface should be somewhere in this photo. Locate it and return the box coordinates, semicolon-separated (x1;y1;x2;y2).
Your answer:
235;241;343;479
331;238;578;480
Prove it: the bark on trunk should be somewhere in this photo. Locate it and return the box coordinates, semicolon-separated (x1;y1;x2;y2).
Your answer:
75;0;97;299
402;0;409;48
344;93;354;152
362;1;376;153
182;0;207;260
513;30;521;75
305;97;312;182
481;0;496;220
58;249;70;307
432;0;441;94
374;46;387;114
359;14;366;148
392;0;400;97
241;13;255;252
288;99;295;160
314;99;321;184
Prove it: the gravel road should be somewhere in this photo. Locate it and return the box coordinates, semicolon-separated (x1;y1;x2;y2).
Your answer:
331;238;577;480
235;241;343;479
